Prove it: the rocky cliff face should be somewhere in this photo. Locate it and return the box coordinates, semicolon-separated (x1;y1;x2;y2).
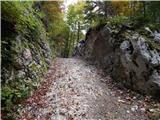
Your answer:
1;21;52;92
80;24;160;97
1;2;52;112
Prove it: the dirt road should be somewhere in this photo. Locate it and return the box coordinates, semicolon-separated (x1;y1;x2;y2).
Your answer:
19;58;149;120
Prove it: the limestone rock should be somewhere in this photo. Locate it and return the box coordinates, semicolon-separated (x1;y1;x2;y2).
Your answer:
154;32;160;43
80;24;160;97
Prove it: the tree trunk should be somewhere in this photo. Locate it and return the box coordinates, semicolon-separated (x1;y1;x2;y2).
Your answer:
77;22;80;43
143;1;146;19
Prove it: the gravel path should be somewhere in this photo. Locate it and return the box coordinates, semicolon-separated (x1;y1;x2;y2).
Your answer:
19;58;149;120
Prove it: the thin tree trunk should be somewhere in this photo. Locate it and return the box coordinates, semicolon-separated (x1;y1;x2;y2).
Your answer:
143;1;146;19
68;32;73;57
77;22;80;43
63;33;69;57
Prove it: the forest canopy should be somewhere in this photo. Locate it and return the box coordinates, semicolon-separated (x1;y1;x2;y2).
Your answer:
32;1;160;57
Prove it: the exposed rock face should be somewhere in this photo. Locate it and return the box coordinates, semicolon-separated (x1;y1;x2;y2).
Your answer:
81;24;160;97
2;33;52;86
2;15;52;89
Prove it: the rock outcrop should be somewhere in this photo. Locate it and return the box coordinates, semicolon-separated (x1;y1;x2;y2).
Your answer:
1;2;53;119
80;24;160;97
1;2;52;100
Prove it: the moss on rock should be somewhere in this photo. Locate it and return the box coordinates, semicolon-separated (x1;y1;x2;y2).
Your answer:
1;1;52;119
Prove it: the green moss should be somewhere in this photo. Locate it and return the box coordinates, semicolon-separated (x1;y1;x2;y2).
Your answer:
146;23;160;32
143;36;160;50
1;1;52;119
107;16;129;26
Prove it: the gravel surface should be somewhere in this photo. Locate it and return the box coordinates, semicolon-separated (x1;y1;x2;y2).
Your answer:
18;58;149;120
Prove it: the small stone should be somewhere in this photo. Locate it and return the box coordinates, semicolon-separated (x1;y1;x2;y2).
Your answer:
118;99;125;103
23;48;32;60
131;108;136;112
140;108;146;112
126;96;131;100
131;105;138;112
133;96;137;100
149;109;155;112
120;40;130;51
126;110;130;113
60;108;67;115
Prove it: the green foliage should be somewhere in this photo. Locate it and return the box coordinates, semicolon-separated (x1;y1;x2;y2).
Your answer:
2;1;46;43
2;86;15;111
145;1;160;23
107;16;129;26
84;1;160;29
146;23;160;32
65;1;86;57
1;1;50;119
2;83;29;110
1;80;33;120
39;1;70;57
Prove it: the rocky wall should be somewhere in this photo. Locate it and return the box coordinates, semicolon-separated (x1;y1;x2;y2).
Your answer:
81;24;160;97
1;2;52;104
